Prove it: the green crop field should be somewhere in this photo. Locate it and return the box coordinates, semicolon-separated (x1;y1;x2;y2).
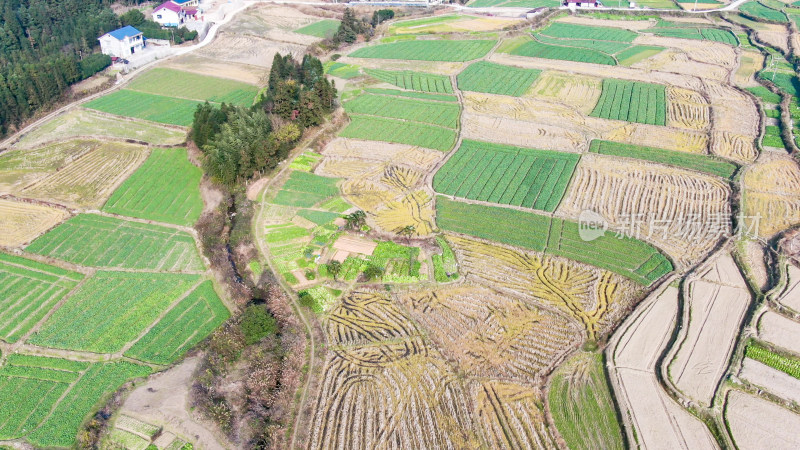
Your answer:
0;253;83;343
436;197;672;285
0;355;89;440
26;214;204;272
644;24;738;45
343;93;460;128
364;68;454;93
745;342;800;379
511;40;616;65
615;45;665;66
27;361;152;448
590;79;666;125
103;148;203;226
271;171;341;208
589;140;737;178
433;236;459;282
350;39;495;62
0;356;151;447
296;209;341;225
549;353;625;450
126;68;258;106
288;151;324;172
29;271;199;353
364;88;458;102
747;86;782;104
740;2;789;22
540;22;638;42
125;281;229;364
324;62;361;79
457;61;541;96
433;139;579;212
294;19;341;38
533;33;632;54
340;115;457;151
84;90;203;126
758;70;799;96
763;125;786;148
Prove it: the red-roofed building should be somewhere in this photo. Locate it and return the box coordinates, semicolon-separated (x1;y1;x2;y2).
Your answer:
153;2;184;27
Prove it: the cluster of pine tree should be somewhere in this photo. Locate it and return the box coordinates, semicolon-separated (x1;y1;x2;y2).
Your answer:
331;8;394;45
192;53;337;186
0;0;123;136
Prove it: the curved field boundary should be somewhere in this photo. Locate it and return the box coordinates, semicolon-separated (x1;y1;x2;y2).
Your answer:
510;39;617;66
432;139;579;212
435;197;673;285
548;352;625;450
349;39;496;62
588;140;738;178
539;22;638;43
294;19;341;38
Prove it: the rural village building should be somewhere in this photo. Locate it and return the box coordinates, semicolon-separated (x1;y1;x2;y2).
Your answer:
98;26;145;59
564;0;601;7
153;0;203;27
153;2;185;27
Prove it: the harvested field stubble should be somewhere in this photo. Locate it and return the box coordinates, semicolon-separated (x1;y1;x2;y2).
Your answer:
725;390;800;450
398;284;581;382
310;291;482;449
742;157;800;238
5;140;149;209
527;71;602;114
669;252;751;405
608;286;718;449
473;381;557;449
446;235;638;339
559;154;731;267
0;198;70;247
320;138;444;236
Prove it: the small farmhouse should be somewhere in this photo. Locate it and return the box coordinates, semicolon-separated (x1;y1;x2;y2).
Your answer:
153;2;184;27
564;0;601;7
98;26;145;59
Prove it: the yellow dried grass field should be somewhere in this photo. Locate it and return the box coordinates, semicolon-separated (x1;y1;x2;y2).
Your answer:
0;198;70;247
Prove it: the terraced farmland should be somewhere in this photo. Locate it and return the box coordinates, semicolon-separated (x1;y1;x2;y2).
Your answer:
589;140;737;178
538;22;638;42
349;39;496;61
457;61;541;96
549;353;625;450
511;39;617;65
29;271;200;353
103;148;204;226
340;114;457;151
26;214;204;271
294;19;341;38
84;90;204;126
0;253;83;343
126;68;259;106
436;197;673;285
343;93;460;128
433;139;579;212
590;79;666;125
364;68;453;93
271;171;341;208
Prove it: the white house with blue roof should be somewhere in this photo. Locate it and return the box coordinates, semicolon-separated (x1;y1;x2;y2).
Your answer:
98;26;145;59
